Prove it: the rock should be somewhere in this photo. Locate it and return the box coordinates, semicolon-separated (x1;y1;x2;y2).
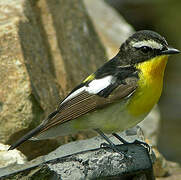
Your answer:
0;0;106;156
0;0;60;144
84;0;134;59
47;145;152;180
156;161;181;180
0;129;154;179
0;143;27;168
153;148;181;178
35;0;106;92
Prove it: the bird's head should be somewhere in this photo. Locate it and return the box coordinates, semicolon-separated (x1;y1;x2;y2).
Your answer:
118;30;180;65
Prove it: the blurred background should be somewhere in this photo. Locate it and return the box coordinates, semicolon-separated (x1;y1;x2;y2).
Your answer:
105;0;181;163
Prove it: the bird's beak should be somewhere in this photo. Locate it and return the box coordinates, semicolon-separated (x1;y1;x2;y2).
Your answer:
161;47;180;55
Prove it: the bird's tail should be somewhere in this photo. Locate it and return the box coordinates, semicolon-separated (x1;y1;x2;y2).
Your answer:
8;123;44;151
8;110;59;150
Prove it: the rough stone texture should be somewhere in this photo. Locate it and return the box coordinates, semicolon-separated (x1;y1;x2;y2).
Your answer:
0;0;60;144
156;161;181;180
84;0;134;59
34;0;106;93
0;129;154;179
1;130;180;179
0;0;33;143
0;143;27;168
0;0;106;148
47;145;152;180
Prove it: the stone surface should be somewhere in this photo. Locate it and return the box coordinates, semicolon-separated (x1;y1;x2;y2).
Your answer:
0;129;154;179
84;0;134;59
47;145;153;180
0;143;27;168
0;0;106;155
153;148;170;177
34;0;106;93
0;0;60;144
156;161;181;180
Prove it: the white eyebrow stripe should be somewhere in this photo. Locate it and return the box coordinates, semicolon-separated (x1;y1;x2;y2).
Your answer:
132;40;163;50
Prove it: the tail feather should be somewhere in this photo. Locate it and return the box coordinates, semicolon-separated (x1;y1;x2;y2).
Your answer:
8;124;44;151
8;110;59;150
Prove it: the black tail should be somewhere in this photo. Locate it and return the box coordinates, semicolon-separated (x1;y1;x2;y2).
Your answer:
8;110;59;150
8;124;44;151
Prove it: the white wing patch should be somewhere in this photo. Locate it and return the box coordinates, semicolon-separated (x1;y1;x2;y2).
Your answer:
85;75;114;94
132;40;163;50
61;75;114;104
61;86;86;104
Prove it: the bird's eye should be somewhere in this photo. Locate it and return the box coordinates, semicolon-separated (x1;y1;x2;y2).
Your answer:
140;46;151;53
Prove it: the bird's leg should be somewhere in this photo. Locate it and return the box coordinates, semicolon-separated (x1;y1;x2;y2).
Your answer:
94;128;126;157
112;133;151;152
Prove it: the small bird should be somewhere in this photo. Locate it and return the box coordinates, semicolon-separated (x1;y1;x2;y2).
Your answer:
9;30;179;151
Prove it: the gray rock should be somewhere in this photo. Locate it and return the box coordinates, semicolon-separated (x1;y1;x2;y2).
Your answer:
48;145;153;180
0;129;154;179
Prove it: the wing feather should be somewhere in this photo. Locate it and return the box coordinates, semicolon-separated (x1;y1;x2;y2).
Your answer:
37;83;137;135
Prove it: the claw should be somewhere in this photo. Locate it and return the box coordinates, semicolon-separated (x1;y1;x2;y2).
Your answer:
112;133;151;153
100;142;108;148
100;142;125;158
133;140;151;153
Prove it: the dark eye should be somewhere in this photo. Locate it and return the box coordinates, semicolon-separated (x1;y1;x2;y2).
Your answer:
140;46;151;53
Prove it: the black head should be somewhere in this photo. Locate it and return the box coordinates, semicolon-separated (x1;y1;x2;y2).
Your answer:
118;30;179;65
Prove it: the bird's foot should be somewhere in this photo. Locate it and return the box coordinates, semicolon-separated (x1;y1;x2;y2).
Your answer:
112;133;151;152
94;128;130;159
100;142;127;158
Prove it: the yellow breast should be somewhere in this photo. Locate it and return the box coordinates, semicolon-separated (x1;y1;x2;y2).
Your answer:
127;55;168;116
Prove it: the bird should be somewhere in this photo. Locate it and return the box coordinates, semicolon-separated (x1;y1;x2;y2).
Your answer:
8;30;180;151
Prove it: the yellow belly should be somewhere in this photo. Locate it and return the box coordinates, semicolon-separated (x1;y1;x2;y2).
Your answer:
127;55;168;116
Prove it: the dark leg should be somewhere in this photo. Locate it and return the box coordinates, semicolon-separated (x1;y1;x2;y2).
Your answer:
94;128;126;157
112;133;151;152
112;133;130;144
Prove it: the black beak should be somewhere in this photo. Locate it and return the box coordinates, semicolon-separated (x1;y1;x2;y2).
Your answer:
161;47;180;55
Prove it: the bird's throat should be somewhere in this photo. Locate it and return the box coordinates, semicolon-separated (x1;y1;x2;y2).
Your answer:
127;55;168;116
136;55;168;82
